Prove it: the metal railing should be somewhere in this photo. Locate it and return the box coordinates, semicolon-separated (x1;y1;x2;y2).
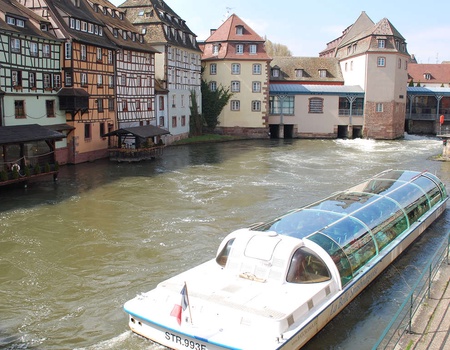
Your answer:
372;231;450;350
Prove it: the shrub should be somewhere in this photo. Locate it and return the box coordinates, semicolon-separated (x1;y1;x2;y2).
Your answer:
34;163;41;174
0;170;7;181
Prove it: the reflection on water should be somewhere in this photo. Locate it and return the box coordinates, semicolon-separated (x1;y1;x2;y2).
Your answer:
1;136;450;350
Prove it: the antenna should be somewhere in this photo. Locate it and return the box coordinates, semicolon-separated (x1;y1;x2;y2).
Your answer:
223;7;233;21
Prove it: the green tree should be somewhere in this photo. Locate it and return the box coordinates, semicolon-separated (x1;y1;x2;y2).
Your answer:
408;79;414;87
189;90;203;136
201;80;233;130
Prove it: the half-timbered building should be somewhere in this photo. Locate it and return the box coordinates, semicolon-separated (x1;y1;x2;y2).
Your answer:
0;0;70;166
22;0;118;163
89;0;159;137
120;0;202;144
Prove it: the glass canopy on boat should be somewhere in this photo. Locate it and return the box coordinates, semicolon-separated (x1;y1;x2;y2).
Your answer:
253;170;447;286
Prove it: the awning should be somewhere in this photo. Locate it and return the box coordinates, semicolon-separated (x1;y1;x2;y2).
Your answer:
45;123;75;132
0;124;66;145
56;87;90;97
104;125;170;138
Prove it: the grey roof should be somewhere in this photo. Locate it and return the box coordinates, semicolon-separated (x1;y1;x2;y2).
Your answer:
104;125;170;138
0;124;66;145
407;87;450;96
270;57;343;83
270;84;364;96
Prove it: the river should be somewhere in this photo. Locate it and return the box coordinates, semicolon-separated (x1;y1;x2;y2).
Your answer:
1;135;450;350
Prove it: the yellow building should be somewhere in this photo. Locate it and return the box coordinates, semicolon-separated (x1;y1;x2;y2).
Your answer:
201;14;271;137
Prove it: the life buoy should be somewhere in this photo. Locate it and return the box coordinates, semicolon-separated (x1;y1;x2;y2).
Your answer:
11;164;20;172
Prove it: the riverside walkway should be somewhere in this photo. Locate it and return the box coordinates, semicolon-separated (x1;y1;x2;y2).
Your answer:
394;260;450;350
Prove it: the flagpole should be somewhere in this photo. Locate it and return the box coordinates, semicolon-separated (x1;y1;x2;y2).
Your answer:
184;282;193;324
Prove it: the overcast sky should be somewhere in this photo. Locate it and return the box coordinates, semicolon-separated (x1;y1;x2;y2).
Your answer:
112;0;450;63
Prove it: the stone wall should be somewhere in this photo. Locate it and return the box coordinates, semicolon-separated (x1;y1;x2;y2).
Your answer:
363;101;405;139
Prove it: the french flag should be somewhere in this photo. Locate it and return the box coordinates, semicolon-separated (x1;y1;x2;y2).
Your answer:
170;283;189;325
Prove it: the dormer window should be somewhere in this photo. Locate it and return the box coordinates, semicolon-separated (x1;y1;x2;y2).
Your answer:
212;44;220;55
377;39;386;48
319;69;327;78
138;10;144;16
249;44;257;54
236;44;244;54
272;67;280;78
295;69;304;78
424;73;432;80
40;23;48;31
236;25;244;35
122;31;127;40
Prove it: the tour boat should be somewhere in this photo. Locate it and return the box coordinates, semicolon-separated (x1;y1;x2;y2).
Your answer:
124;170;447;349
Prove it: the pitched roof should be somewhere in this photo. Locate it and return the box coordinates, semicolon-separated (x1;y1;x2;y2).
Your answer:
202;14;270;61
206;14;264;43
0;0;60;41
0;124;66;145
270;57;344;84
407;64;450;86
120;0;200;50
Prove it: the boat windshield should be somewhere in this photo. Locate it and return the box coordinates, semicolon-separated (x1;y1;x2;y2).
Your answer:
252;170;447;287
286;247;331;283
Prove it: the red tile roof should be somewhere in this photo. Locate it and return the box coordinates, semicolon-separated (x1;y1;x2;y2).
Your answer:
408;63;450;85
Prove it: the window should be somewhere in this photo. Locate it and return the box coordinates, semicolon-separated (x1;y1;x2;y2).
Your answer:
269;95;294;115
75;19;80;31
353;43;357;53
14;100;25;118
181;115;186;127
210;63;217;75
70;18;75;29
108;98;114;111
16;19;24;27
65;42;72;59
30;42;38;57
43;44;51;58
212;44;219;55
172;94;176;107
424;73;431;80
11;38;20;53
210;81;217;91
97;74;103;87
252;81;261;93
97;47;102;62
44;73;51;89
53;74;61;89
147;99;152;111
121;74;126;86
295;69;304;78
377;57;386;67
108;75;114;88
12;70;22;87
378;39;386;48
65;70;73;87
249;44;257;54
159;116;165;127
376;103;383;112
172;116;177;128
81;44;87;60
100;122;105;138
97;98;104;112
286;248;330;284
81;21;87;32
231;80;240;92
29;72;36;89
230;100;240;111
236;44;244;54
158;96;164;110
6;17;15;25
231;63;240;74
236;25;243;35
81;72;87;86
253;64;261;75
135;100;141;110
308;97;323;113
319;69;327;78
272;68;280;77
136;76;141;86
251;100;261;111
46;100;55;118
108;50;113;64
88;23;94;33
84;123;91;139
398;58;402;69
122;100;128;111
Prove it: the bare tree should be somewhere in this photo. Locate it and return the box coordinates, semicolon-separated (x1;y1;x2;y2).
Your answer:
265;37;292;57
